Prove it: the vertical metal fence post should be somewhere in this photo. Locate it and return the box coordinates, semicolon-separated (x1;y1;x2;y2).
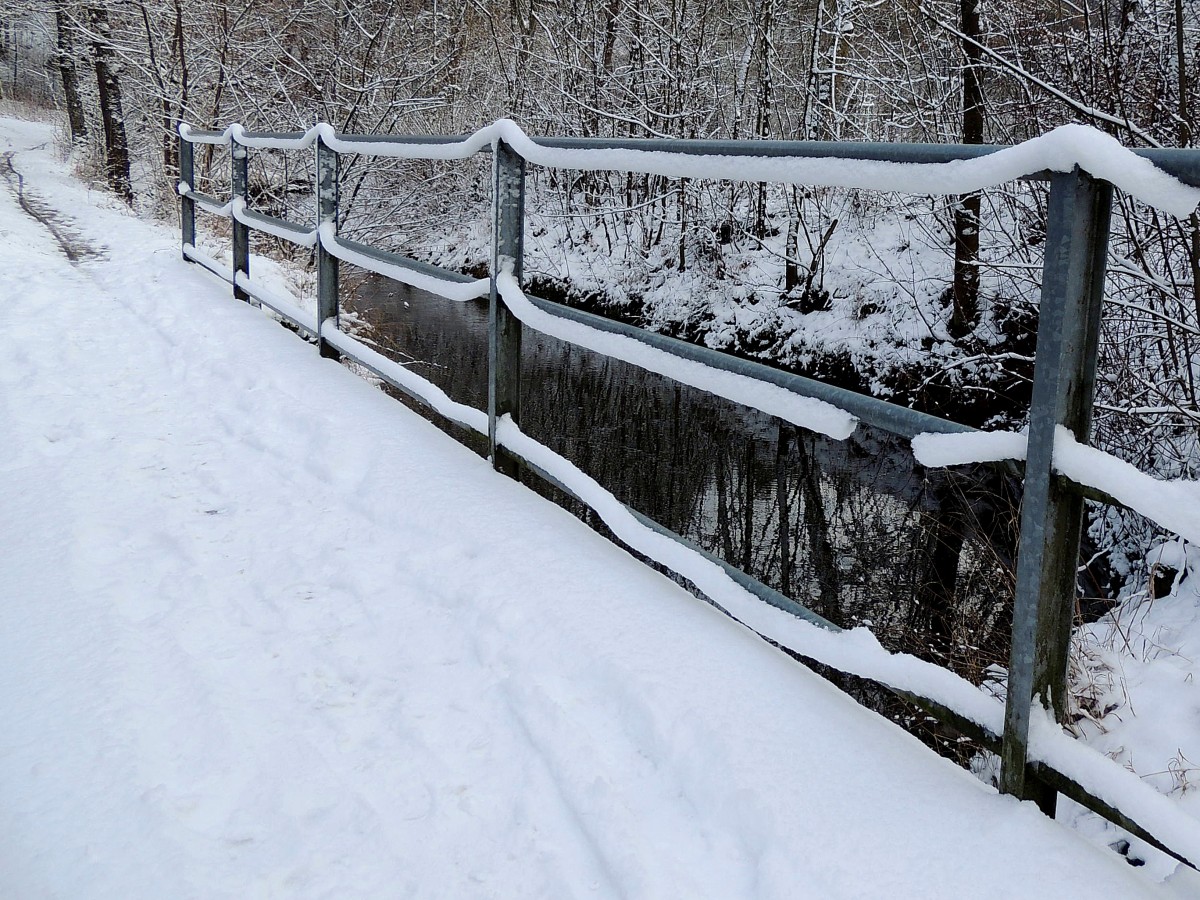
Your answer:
315;134;340;359
489;139;525;478
231;137;254;305
179;131;195;259
1000;166;1113;812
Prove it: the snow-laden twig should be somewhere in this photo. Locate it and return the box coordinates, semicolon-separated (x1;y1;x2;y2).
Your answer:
917;5;1164;149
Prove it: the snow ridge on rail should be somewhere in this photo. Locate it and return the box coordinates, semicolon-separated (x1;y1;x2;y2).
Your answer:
324;327;489;435
232;199;317;248
912;427;1200;546
180;188;232;218
181;243;234;281
234;271;318;334
495;267;856;440
316;223;489;302
180;119;1200;216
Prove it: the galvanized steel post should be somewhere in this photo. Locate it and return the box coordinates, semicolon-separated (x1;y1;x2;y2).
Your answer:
489;139;525;478
1000;167;1112;812
179;132;195;258
315;135;340;359
230;137;254;305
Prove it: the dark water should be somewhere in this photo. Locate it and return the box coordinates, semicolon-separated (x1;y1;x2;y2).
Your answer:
347;276;1022;747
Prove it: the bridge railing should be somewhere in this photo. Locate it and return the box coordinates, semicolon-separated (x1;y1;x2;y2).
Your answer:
178;120;1200;869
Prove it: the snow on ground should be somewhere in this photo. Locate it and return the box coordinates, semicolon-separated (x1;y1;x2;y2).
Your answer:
1064;541;1200;879
0;115;1190;898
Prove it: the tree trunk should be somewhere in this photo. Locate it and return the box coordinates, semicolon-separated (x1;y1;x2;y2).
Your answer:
134;0;182;182
950;0;983;337
54;4;88;145
1175;0;1200;347
785;188;800;292
87;4;133;205
168;0;189;179
752;0;773;239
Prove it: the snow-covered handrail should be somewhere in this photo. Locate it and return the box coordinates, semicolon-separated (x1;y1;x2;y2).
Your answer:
316;223;489;303
181;243;234;282
495;266;856;440
323;328;489;435
913;427;1200;547
179;119;1200;216
233;271;318;335
233;199;317;248
177;182;232;218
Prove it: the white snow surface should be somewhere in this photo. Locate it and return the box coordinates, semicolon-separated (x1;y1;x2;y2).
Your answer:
181;119;1200;216
1066;540;1200;880
912;428;1030;467
2;116;1191;897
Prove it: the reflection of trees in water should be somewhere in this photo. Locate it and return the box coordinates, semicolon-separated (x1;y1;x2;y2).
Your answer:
768;428;1019;682
350;276;1021;754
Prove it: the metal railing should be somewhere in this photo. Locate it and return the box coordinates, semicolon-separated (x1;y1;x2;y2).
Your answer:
177;121;1200;868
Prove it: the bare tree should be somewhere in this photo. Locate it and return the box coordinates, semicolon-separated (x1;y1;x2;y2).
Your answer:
85;3;132;204
949;0;983;337
53;1;87;145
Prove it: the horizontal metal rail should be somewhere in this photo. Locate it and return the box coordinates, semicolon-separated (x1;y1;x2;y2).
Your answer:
519;291;973;440
182;243;232;281
234;207;315;247
180;129;227;144
184;188;228;216
327;133;496;151
187;126;1200;187
333;233;479;286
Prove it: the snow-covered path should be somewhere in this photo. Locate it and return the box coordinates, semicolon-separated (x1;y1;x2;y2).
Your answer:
0;116;1180;899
